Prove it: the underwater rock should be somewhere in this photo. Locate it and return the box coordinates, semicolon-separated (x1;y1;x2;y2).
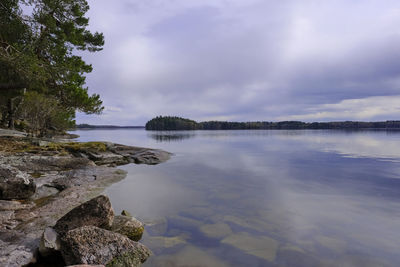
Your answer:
199;223;232;239
168;215;202;230
145;217;168;236
54;195;114;235
60;226;151;266
146;245;229;267
315;235;347;253
221;232;278;262
276;245;319;267
111;215;144;242
145;235;187;252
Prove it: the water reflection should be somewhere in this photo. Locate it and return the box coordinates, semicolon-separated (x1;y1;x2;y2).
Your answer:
74;129;400;267
148;131;196;142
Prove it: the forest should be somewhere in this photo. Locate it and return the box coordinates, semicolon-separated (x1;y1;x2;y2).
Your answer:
145;116;400;131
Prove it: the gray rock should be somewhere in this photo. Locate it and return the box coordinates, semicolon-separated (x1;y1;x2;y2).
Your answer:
60;226;151;266
54;195;114;236
0;230;39;267
0;137;170;267
85;151;128;166
0;200;33;211
39;227;61;257
0;166;36;200
31;185;59;200
111;215;144;242
106;143;171;165
28;156;93;172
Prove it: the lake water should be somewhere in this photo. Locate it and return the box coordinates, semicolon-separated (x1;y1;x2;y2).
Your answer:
75;129;400;267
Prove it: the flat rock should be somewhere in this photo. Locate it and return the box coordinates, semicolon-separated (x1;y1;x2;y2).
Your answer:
106;143;171;165
85;151;128;166
0;166;36;200
54;195;114;235
60;226;151;266
111;215;144;242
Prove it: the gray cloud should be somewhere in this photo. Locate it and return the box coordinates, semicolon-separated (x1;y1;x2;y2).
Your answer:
77;0;400;125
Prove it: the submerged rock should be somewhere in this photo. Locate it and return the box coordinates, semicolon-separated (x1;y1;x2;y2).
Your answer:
54;195;114;235
199;223;232;239
221;232;279;262
145;235;187;252
111;215;144;242
145;217;168;236
60;226;151;266
0;166;36;200
146;245;229;267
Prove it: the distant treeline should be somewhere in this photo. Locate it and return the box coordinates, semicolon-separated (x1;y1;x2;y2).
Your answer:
145;116;400;131
76;124;144;129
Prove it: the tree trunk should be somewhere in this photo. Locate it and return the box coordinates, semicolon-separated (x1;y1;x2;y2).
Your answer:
7;98;14;129
0;109;7;127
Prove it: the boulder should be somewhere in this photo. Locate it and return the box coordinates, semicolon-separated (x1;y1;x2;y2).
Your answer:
54;195;114;235
39;227;61;257
60;226;151;266
0;166;36;200
111;215;144;242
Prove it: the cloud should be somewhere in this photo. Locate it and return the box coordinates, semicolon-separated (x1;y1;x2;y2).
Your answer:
77;0;400;125
279;95;400;121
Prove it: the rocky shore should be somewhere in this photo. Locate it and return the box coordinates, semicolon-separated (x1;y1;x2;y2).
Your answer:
0;130;171;267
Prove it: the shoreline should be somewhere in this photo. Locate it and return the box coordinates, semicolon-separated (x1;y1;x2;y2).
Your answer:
0;130;171;266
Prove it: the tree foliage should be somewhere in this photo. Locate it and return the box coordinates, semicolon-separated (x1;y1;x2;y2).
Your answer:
145;116;400;131
146;116;198;130
0;0;104;132
17;91;74;136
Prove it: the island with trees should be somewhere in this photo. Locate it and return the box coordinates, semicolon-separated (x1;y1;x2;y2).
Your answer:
145;116;400;131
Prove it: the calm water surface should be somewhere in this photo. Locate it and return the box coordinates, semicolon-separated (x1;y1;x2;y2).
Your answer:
75;129;400;267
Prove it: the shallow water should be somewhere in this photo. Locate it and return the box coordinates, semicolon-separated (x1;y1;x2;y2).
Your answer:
75;129;400;267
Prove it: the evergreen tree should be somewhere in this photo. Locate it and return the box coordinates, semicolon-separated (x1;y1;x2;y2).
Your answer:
0;0;104;131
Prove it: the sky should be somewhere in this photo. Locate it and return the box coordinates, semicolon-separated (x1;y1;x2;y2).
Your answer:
77;0;400;125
